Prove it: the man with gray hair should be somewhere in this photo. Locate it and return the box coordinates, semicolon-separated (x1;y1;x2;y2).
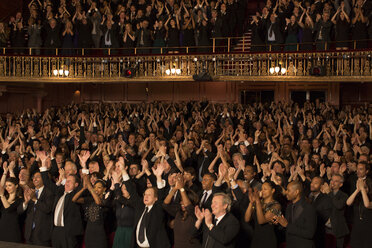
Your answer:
195;192;240;248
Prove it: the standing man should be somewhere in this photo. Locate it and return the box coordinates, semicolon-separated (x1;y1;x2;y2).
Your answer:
275;181;317;248
122;163;171;248
18;172;54;246
195;193;240;248
322;174;349;248
51;174;83;248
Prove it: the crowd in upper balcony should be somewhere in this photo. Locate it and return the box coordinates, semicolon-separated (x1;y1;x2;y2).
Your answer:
249;0;372;51
0;0;371;54
0;0;247;55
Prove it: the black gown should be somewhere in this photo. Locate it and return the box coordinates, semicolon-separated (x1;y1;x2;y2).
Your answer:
83;196;108;248
251;201;281;248
167;26;180;52
122;32;135;54
335;18;350;48
350;200;372;248
352;20;368;49
301;25;313;51
0;198;22;243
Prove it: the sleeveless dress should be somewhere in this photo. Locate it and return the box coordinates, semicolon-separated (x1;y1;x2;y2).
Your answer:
251;200;281;248
0;198;22;243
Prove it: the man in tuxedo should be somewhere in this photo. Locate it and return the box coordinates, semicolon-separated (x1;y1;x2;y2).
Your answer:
276;181;317;248
199;173;223;210
312;139;321;155
51;174;83;248
135;20;152;54
264;13;283;51
18;172;54;246
309;176;331;248
323;174;349;248
195;140;216;182
100;19;119;53
243;165;262;191
122;166;170;248
196;193;240;248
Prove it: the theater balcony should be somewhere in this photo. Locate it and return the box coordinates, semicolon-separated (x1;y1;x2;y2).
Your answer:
0;42;371;112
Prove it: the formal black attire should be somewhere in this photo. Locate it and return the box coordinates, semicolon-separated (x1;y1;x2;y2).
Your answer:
0;197;23;242
309;192;331;248
199;185;223;211
201;212;240;248
352;20;368;49
167;26;180;52
350;196;372;248
49;185;83;248
83;196;109;248
265;20;284;51
231;186;253;248
135;28;152;54
123;178;171;248
18;187;54;246
285;197;317;248
335;18;350;48
328;190;349;248
250;20;265;52
251;201;280;248
314;20;332;50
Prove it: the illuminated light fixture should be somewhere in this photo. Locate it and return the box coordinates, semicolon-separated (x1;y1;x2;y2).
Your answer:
274;66;280;73
212;57;216;62
281;68;287;74
124;68;133;78
175;69;181;75
64;70;69;76
58;69;63;75
53;69;58;76
171;68;176;74
165;69;171;75
269;67;275;74
193;57;198;62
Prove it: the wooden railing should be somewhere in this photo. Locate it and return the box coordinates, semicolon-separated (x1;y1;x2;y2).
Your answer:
0;49;371;82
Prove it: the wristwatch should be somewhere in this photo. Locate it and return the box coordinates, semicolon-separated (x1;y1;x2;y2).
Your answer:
180;188;185;192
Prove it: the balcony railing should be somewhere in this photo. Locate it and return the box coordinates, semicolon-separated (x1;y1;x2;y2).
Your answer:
0;42;371;82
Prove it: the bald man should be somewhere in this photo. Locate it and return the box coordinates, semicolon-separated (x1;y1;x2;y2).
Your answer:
275;181;317;248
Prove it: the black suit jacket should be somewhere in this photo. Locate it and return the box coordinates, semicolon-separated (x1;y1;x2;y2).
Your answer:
311;193;331;248
285;197;317;248
201;212;240;248
52;187;84;237
18;187;54;243
264;20;284;43
100;24;120;48
329;190;349;238
199;185;223;211
124;179;171;248
41;171;83;237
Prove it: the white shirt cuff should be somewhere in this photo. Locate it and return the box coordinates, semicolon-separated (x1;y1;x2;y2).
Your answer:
122;174;130;182
82;169;89;175
157;179;166;189
39;167;48;172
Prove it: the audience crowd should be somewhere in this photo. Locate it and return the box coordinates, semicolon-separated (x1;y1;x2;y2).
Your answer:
0;0;372;54
0;100;371;248
0;0;246;54
250;0;372;51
